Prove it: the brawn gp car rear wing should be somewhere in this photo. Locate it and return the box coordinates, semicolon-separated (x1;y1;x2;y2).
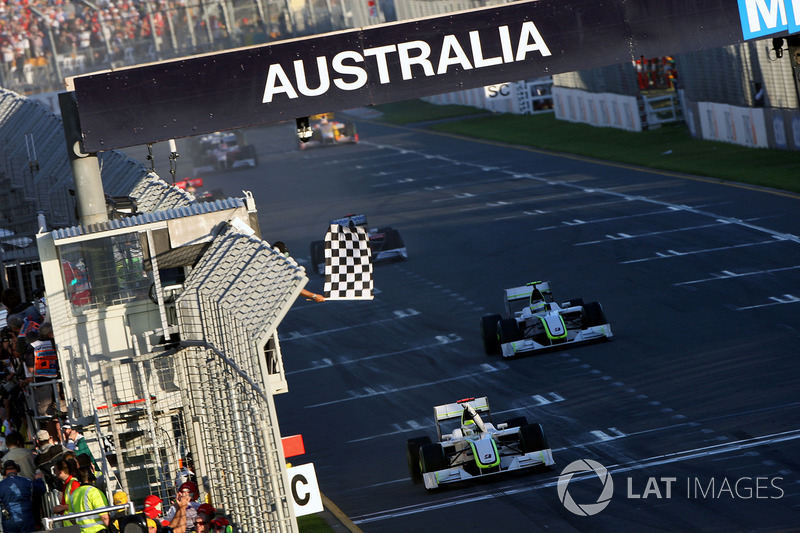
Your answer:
434;397;490;423
505;285;533;303
505;286;533;316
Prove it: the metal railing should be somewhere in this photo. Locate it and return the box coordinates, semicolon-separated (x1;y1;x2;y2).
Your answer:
41;502;135;530
641;93;683;127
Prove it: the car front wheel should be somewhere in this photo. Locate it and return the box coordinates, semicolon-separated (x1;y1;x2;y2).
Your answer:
480;314;502;355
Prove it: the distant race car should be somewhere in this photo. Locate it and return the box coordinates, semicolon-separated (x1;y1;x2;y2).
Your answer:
309;214;407;275
406;397;554;491
174;178;225;202
191;131;258;175
481;281;612;358
298;113;358;150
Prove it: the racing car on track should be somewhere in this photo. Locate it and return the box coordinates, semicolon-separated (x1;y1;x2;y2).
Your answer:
481;281;612;357
190;130;258;175
309;214;407;275
298;113;358;150
406;397;554;491
173;177;225;202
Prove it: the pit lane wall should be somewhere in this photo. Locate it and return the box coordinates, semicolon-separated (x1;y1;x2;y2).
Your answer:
683;100;800;151
553;85;800;151
424;81;800;151
552;87;643;132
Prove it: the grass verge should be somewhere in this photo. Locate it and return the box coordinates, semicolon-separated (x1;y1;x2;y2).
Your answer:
297;514;333;532
373;99;800;195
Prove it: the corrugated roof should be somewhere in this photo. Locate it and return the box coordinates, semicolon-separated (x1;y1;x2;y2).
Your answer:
177;225;307;347
51;197;245;240
0;87;194;262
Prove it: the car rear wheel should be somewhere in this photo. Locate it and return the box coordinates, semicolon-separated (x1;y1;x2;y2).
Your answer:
480;314;502;355
419;443;447;473
581;301;607;327
406;436;431;484
519;423;549;452
499;318;521;344
241;144;259;166
309;240;325;276
382;229;405;252
562;298;584;308
504;416;528;428
343;122;358;141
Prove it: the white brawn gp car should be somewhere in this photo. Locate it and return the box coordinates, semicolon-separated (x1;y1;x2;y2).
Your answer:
406;397;554;491
481;281;612;357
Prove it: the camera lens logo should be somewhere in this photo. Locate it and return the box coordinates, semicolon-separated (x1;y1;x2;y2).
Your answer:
557;459;614;516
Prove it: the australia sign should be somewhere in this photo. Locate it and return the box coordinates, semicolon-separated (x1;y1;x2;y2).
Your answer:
72;0;785;151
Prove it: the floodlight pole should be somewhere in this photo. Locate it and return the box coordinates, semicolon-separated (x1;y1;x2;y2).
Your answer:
58;91;108;226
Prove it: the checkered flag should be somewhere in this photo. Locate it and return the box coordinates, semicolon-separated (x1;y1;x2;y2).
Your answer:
323;223;373;300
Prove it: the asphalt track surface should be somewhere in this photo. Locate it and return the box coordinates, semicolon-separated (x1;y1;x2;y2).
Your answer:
128;115;800;532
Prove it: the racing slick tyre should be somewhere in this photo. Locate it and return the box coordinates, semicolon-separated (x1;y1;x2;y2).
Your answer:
480;314;502;355
519;423;549;453
406;436;432;484
344;122;358;143
309;240;325;276
241;144;259;167
499;318;521;344
581;301;608;327
382;229;406;253
419;443;447;474
504;416;528;429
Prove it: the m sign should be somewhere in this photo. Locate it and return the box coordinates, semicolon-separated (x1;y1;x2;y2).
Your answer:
738;0;800;39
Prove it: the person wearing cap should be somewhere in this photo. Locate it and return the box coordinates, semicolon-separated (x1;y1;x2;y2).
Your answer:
34;429;62;463
144;490;189;533
210;517;231;533
193;503;215;533
33;429;64;486
165;481;200;531
0;432;34;480
108;491;130;533
143;494;164;522
0;459;44;533
63;424;98;469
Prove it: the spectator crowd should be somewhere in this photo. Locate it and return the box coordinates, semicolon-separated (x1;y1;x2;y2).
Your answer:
0;287;232;532
0;0;286;93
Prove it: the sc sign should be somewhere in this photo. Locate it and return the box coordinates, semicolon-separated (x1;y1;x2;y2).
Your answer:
287;463;324;517
738;0;800;39
485;82;513;99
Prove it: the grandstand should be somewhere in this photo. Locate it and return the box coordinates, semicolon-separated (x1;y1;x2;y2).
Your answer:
0;0;393;96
